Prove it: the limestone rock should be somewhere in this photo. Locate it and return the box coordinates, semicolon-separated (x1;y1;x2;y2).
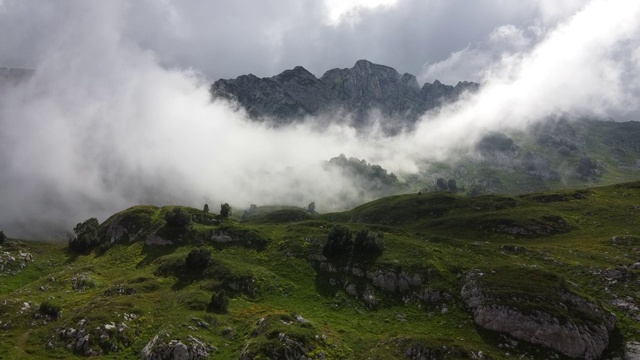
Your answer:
141;333;215;360
461;270;616;360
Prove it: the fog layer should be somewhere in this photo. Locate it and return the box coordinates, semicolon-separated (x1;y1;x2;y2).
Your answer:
0;1;639;238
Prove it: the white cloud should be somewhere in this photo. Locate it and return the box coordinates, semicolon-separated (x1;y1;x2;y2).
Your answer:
323;0;399;25
0;0;639;238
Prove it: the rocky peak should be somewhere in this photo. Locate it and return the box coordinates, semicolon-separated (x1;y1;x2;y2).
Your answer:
210;60;479;128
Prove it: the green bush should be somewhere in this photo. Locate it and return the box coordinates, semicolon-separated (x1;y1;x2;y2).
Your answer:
165;208;191;227
69;218;100;253
208;290;229;313
38;301;61;320
220;203;232;218
185;248;211;269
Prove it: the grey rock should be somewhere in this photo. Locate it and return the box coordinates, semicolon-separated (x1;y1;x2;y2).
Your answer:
145;234;173;246
141;334;215;360
626;341;640;360
211;60;478;129
461;271;616;360
172;342;188;360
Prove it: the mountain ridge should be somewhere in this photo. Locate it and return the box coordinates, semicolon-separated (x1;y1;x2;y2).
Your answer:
211;59;479;125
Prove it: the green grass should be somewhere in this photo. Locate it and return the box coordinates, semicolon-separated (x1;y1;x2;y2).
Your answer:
1;180;639;358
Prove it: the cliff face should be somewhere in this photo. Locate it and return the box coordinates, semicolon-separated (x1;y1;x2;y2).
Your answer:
211;60;478;126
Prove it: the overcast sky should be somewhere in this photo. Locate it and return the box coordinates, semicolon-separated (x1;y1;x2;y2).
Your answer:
0;0;639;238
0;0;593;82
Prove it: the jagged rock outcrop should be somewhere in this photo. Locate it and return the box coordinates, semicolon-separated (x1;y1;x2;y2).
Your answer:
461;270;616;360
141;333;215;360
311;255;450;309
211;59;478;127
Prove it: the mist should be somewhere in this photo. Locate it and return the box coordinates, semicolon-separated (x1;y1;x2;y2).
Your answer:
0;0;639;238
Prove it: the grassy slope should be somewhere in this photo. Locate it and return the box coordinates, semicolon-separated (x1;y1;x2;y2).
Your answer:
0;181;639;359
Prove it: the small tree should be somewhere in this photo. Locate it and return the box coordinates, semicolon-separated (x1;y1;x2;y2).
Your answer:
0;231;6;246
165;208;191;227
69;218;100;253
436;178;447;191
447;179;458;193
203;204;209;213
307;202;316;214
38;301;61;320
323;225;353;260
220;203;232;218
353;229;385;259
208;290;229;313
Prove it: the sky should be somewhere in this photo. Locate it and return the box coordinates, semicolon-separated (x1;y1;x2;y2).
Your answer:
0;0;639;238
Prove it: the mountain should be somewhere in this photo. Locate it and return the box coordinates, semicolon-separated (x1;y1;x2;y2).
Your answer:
324;118;640;202
211;59;478;126
1;181;640;359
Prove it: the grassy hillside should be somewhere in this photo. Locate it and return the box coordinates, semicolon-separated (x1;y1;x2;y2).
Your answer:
1;181;639;359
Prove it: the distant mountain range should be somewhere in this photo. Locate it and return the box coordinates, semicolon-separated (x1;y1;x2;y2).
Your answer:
211;59;478;127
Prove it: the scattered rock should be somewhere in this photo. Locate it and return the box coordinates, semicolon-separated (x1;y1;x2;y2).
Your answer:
612;235;640;246
0;250;33;275
500;244;527;253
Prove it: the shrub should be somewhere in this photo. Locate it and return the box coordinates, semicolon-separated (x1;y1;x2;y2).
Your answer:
38;301;61;320
165;208;191;227
208;290;229;313
186;248;212;269
323;225;353;259
353;229;385;259
203;204;210;213
447;179;458;193
0;230;6;245
220;203;232;218
69;218;100;253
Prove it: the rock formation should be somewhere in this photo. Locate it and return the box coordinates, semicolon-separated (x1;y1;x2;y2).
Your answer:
461;270;616;360
211;59;479;127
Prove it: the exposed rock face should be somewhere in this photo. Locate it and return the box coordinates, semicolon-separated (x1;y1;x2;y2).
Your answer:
311;255;450;309
211;59;478;127
626;341;640;360
141;334;215;360
461;271;616;360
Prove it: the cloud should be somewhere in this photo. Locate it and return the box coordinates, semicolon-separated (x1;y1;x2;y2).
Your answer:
0;0;639;239
413;0;640;149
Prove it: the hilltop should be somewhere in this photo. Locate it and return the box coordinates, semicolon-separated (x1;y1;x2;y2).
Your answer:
1;181;639;359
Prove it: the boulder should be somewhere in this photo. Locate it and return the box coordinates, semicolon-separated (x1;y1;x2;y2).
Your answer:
462;270;616;360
